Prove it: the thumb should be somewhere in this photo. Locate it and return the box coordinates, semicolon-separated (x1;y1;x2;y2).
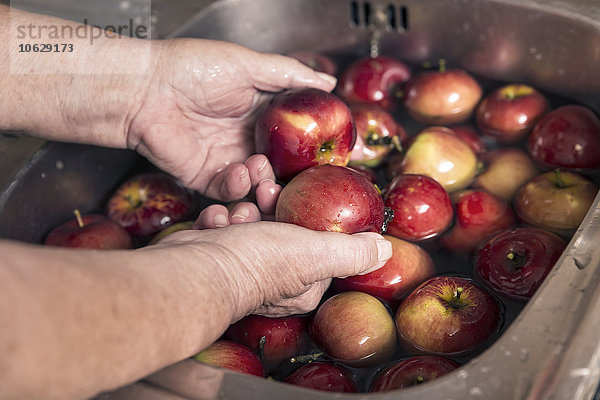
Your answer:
302;231;393;282
248;52;337;93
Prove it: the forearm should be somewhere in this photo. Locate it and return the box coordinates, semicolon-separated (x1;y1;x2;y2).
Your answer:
0;240;234;400
0;4;152;148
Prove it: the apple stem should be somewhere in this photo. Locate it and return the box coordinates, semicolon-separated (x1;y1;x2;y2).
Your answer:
381;207;395;234
416;376;425;384
73;209;84;228
455;287;464;300
554;169;566;188
506;251;526;268
258;336;267;362
439;58;447;73
290;352;324;364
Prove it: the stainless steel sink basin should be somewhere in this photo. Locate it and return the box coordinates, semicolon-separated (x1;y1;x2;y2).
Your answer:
2;0;600;399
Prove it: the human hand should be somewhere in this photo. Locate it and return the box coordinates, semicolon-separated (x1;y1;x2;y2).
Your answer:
128;39;337;212
154;222;392;318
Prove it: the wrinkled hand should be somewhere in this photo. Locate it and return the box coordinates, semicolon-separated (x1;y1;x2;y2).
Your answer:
128;39;337;214
155;222;392;318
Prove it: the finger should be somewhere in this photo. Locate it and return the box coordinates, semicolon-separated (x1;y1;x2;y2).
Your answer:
254;280;331;317
245;154;276;190
205;163;252;202
194;204;231;229
249;53;337;93
228;202;262;224
255;179;282;216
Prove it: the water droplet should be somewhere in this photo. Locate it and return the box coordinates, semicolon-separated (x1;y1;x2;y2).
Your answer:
511;335;519;342
573;253;591;270
570;368;590;377
458;370;468;379
40;172;46;178
470;387;483;396
503;349;512;357
519;348;529;362
55;160;64;170
535;53;542;61
480;366;490;373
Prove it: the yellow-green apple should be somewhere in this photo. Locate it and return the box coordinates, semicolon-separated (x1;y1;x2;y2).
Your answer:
106;173;193;238
337;56;411;111
396;276;501;355
349;104;406;167
287;50;337;76
332;235;435;304
476;84;549;144
193;340;265;377
275;165;386;233
224;314;308;370
45;210;133;250
284;362;358;393
309;291;396;367
403;62;482;125
528;105;600;170
384;174;453;241
513;169;598;235
255;88;356;182
475;227;567;301
370;356;459;391
472;148;539;201
400;126;478;192
440;189;516;254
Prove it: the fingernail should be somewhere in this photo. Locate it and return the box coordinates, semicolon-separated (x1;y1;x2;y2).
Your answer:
316;71;337;86
231;207;250;222
258;157;269;173
213;214;228;228
240;168;249;181
354;233;392;275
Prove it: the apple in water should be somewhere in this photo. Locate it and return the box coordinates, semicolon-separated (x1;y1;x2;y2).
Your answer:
106;173;193;239
403;61;482;125
440;189;516;254
475;227;567;301
384;174;453;242
476;84;549;144
193;340;265;377
472;148;539;201
224;314;308;369
332;235;435;304
348;164;378;185
287;50;337;76
450;125;486;157
528;105;600;170
275;165;386;233
514;169;598;235
396;276;501;355
309;291;396;366
255;88;356;182
45;210;133;250
337;55;411;111
349;104;406;167
284;362;358;393
370;356;459;392
400;126;478;192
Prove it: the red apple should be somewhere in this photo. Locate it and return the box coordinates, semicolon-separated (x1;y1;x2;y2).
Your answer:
475;227;567;301
332;235;435;304
396;276;501;355
106;173;193;238
309;291;396;366
349;104;406;167
45;210;133;249
193;340;265;377
370;356;459;391
514;169;598;235
255;88;356;182
275;165;386;233
472;148;540;201
287;50;337;76
440;189;516;254
224;314;308;369
476;84;549;144
528;105;600;170
284;362;358;393
384;174;453;242
400;126;478;192
337;55;411;111
450;125;486;157
403;62;482;125
347;164;378;185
